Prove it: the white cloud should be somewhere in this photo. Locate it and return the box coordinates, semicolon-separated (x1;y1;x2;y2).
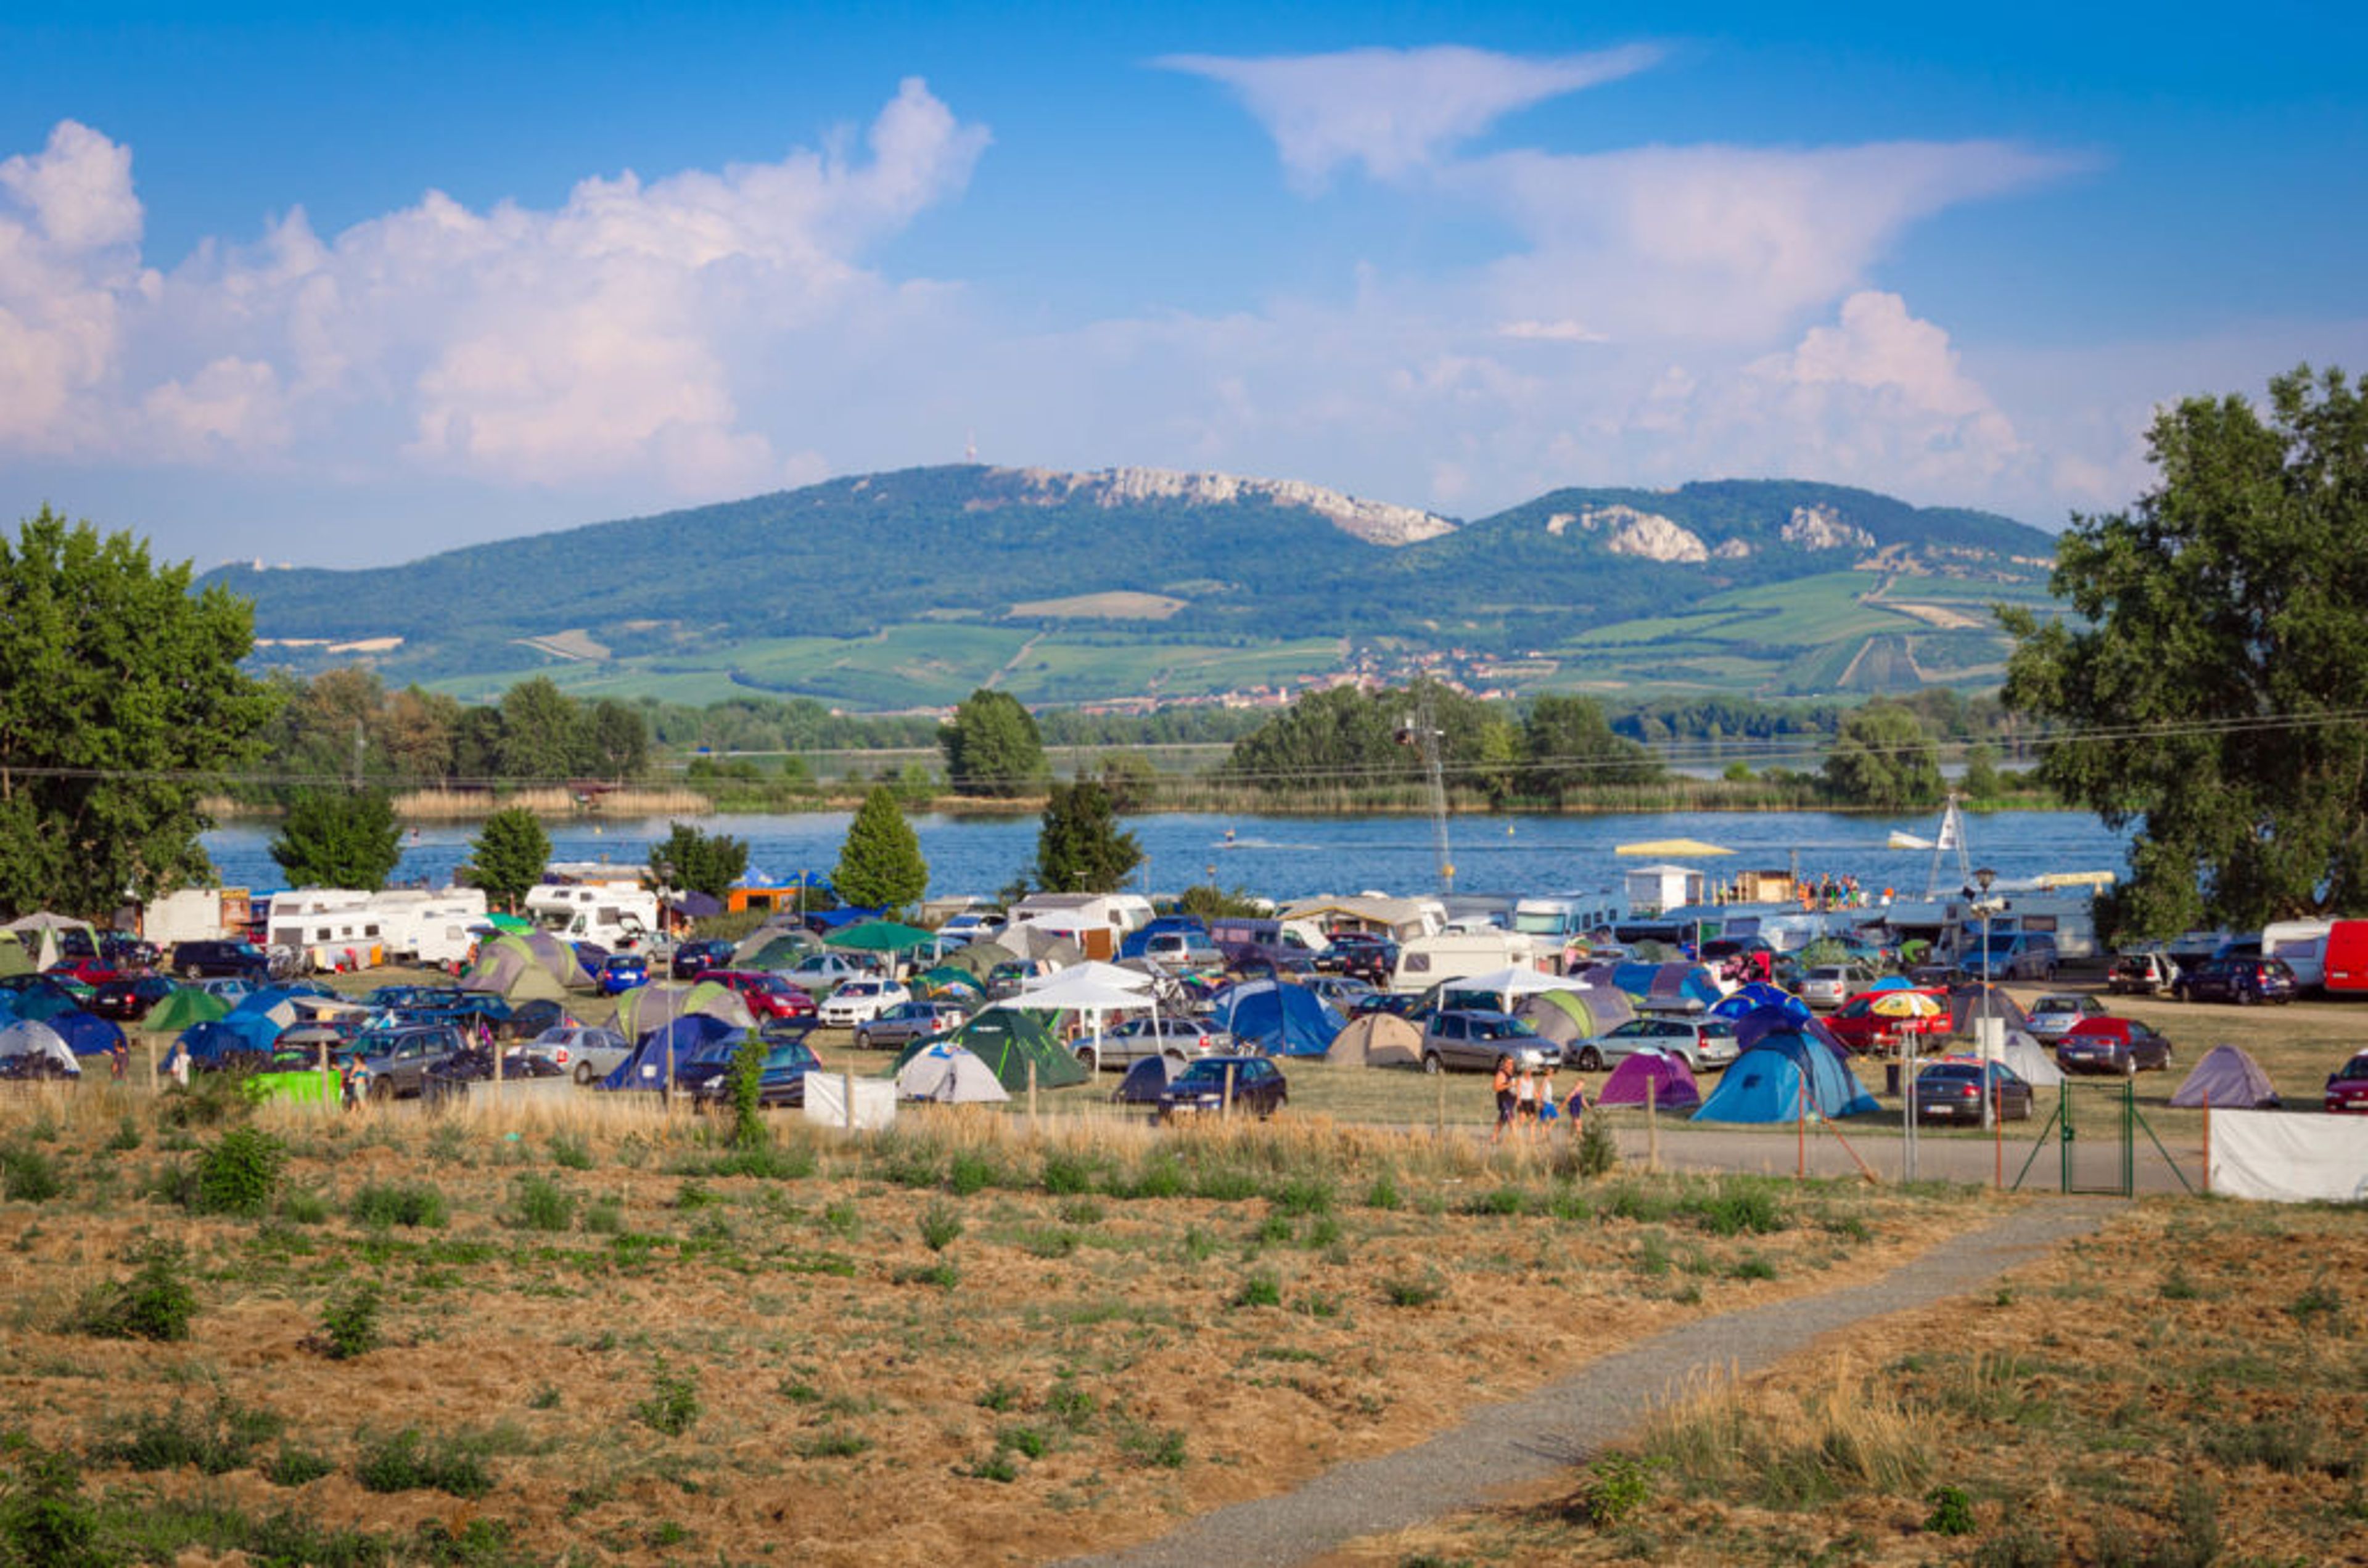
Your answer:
1159;44;1657;187
0;121;155;453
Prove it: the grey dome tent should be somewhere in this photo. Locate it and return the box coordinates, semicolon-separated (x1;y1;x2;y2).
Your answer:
2169;1043;2280;1109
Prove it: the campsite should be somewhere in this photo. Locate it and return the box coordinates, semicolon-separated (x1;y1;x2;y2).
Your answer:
2;942;2366;1565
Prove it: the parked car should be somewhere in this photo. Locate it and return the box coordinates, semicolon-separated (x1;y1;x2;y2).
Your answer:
818;979;910;1028
1301;974;1379;1009
670;938;740;980
985;959;1051;999
1420;1009;1558;1074
1130;929;1225;968
2055;1017;2176;1076
1972;934;2060;982
691;1038;822;1110
1823;990;1954;1055
98;932;161;972
2107;951;2179;997
1569;1016;1742;1073
194;977;255;1003
853;999;969;1052
598;952;652;995
938;911;1008;943
694;969;818;1021
1798;963;1877;1011
354;1023;469;1099
782;952;873;994
522;1024;632;1084
2324;1052;2368;1114
169;940;273;982
1314;932;1400;986
2173;956;2298;1006
87;974;178;1022
1080;1015;1233;1070
1349;991;1429;1022
2023;993;2111;1043
1914;1059;2035;1124
1154;1054;1288;1121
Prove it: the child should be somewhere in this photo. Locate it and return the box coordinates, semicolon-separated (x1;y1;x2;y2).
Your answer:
1513;1063;1540;1141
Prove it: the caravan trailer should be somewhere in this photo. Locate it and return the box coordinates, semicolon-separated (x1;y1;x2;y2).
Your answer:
1389;930;1541;994
266;890;387;973
524;884;660;950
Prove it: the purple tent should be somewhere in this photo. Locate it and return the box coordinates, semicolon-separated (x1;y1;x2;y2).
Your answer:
2168;1043;2279;1109
1734;1005;1851;1062
1595;1048;1702;1110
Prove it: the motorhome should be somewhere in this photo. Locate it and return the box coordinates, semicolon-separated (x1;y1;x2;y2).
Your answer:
524;884;660;950
141;888;252;949
369;889;491;967
1511;895;1621;946
2258;919;2333;991
1389;929;1541;994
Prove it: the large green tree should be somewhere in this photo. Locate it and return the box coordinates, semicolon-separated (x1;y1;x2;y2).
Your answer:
648;821;750;899
500;677;583;781
1035;778;1143;893
270;790;403;889
1523;694;1662;802
466;807;551;908
1820;702;1944;809
940;689;1046;798
833;786;929;910
2004;365;2368;932
0;509;281;913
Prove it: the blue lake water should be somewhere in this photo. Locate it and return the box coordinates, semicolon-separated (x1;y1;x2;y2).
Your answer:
202;808;2131;904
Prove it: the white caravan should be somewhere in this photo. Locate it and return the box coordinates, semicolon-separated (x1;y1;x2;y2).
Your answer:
524;884;660;950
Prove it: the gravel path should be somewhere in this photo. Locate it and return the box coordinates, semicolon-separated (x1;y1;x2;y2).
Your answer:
1060;1201;2117;1568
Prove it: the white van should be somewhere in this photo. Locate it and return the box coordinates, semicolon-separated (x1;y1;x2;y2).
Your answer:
1389;930;1540;995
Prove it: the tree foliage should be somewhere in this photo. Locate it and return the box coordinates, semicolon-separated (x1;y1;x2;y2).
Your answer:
1820;702;1944;810
941;689;1046;798
648;822;750;899
2004;365;2368;931
1524;695;1661;802
269;791;403;889
0;508;280;913
466;807;551;908
832;787;928;910
1036;778;1143;894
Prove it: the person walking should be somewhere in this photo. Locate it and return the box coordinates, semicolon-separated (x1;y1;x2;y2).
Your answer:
1490;1054;1518;1145
1513;1062;1540;1143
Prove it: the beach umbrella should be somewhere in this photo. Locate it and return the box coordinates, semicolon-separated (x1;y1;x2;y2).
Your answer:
825;920;939;954
1870;991;1941;1019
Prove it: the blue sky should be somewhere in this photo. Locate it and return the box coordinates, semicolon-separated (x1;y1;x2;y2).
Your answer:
1;1;2361;566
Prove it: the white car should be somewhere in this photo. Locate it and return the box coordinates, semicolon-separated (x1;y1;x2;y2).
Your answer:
819;979;910;1028
939;912;1007;943
522;1025;631;1084
782;953;871;993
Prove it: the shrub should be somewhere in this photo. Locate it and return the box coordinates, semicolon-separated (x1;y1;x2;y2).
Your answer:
726;1033;768;1151
997;1424;1047;1459
1464;1186;1528;1217
1;1144;62;1204
1923;1483;1976;1535
84;1240;197;1342
918;1202;964;1253
1362;1172;1403;1211
316;1281;383;1361
1048;1383;1097;1430
193;1127;286;1217
105;1116;142;1154
278;1189;329;1225
157;1072;251;1128
1268;1176;1334;1217
96;1397;282;1474
1231;1271;1281;1308
353;1429;493;1498
264;1445;335;1487
976;1382;1020;1413
945;1150;1000;1196
506;1175;575;1233
0;1435;97;1567
548;1134;594;1171
1119;1155;1185;1199
348;1181;447;1229
1382;1271;1447;1308
1571;1453;1658;1528
1576;1115;1620;1178
633;1365;700;1437
1688;1184;1787;1238
1039;1151;1094;1195
963;1450;1018;1483
1117;1421;1187;1469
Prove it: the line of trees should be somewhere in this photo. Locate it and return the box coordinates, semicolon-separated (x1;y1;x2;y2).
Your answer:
250;670;648;798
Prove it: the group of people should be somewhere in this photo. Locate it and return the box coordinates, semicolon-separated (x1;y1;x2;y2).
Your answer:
1490;1053;1585;1145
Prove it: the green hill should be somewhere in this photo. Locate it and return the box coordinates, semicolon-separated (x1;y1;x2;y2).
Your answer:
208;466;2058;708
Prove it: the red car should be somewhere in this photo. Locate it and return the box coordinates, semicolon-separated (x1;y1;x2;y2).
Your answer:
2055;1016;2175;1075
2325;1053;2368;1114
1822;988;1953;1054
694;969;817;1021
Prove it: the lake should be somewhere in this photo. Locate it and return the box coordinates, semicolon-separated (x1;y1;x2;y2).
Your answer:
201;808;2131;904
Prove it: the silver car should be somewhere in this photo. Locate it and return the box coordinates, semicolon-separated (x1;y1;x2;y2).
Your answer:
1420;1010;1558;1074
1569;1016;1741;1073
523;1024;631;1084
1079;1016;1233;1072
1800;963;1875;1010
2023;993;2108;1043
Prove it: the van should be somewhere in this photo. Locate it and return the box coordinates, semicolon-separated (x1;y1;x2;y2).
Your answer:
1207;917;1319;972
2325;920;2368;996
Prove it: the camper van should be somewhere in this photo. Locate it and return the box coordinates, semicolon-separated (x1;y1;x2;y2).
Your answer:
2320;920;2368;996
266;890;388;973
1389;930;1540;994
1511;895;1621;946
524;884;660;950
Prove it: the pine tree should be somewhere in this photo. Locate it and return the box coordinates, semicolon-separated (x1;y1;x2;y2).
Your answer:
1035;778;1142;893
269;790;403;889
467;807;551;908
833;787;928;911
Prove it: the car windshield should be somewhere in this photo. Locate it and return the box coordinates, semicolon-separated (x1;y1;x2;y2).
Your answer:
1474;1017;1537;1040
763;1045;818;1072
1170;1062;1248;1091
2335;1057;2368;1082
2034;996;2083;1012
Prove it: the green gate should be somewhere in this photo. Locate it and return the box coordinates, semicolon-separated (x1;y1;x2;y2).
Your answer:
2012;1080;2196;1197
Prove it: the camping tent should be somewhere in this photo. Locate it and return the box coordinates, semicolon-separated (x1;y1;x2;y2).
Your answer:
740;932;820;972
1516;985;1634;1044
891;1006;1088;1092
5;985;80;1022
1112;1053;1185;1104
599;1013;744;1091
166;1013;281;1070
1711;983;1807;1022
44;1008;125;1057
1949;985;2030;1037
460;930;593;994
0;1019;78;1075
1596;1048;1702;1111
911;965;984;1001
0;939;30;978
2170;1043;2280;1109
1003;926;1087;967
1733;1006;1852;1062
1325;1012;1423;1069
614;981;755;1040
1211;979;1347;1057
0;913;95;973
1437;966;1595;1012
1997;1030;2064;1088
1604;961;1726;1012
894;1043;1012;1104
935;939;1019;979
1693;1030;1881;1123
141;988;228;1034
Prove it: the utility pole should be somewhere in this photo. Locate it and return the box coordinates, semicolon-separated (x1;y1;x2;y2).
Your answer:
1397;689;1454;897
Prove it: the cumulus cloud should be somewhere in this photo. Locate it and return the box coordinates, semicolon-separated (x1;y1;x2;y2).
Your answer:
1159;44;1657;187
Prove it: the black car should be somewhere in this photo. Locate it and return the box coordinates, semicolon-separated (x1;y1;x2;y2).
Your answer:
98;932;161;971
1314;932;1399;985
1154;1055;1288;1122
88;974;178;1021
691;1039;821;1110
1912;1060;2035;1125
672;938;740;981
2173;956;2298;1006
170;940;273;982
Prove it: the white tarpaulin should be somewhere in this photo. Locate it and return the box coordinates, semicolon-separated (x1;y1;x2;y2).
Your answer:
2210;1110;2368;1202
802;1073;897;1131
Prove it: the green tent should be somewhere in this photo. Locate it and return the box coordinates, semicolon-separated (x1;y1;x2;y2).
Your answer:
0;939;30;979
911;964;983;999
141;987;229;1033
615;980;754;1040
937;939;1019;979
460;930;593;994
890;1004;1087;1092
741;934;818;972
826;921;938;954
483;913;534;933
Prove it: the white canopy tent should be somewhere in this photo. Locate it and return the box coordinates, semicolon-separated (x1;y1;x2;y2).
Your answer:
1439;965;1593;1012
1006;964;1161;1064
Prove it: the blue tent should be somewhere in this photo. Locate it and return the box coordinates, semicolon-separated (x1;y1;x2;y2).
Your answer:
600;1012;744;1091
1732;1005;1851;1061
1693;1029;1880;1123
1211;979;1346;1057
46;1008;126;1057
1606;961;1724;1012
167;1013;283;1070
1711;983;1805;1022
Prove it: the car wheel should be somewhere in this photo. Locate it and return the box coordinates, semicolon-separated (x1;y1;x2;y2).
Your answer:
1422;1052;1442;1075
574;1061;595;1086
183;963;202;980
2123;1053;2138;1077
2237;987;2256;1006
1075;1047;1097;1071
369;1077;393;1102
855;1029;872;1051
1577;1046;1602;1072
